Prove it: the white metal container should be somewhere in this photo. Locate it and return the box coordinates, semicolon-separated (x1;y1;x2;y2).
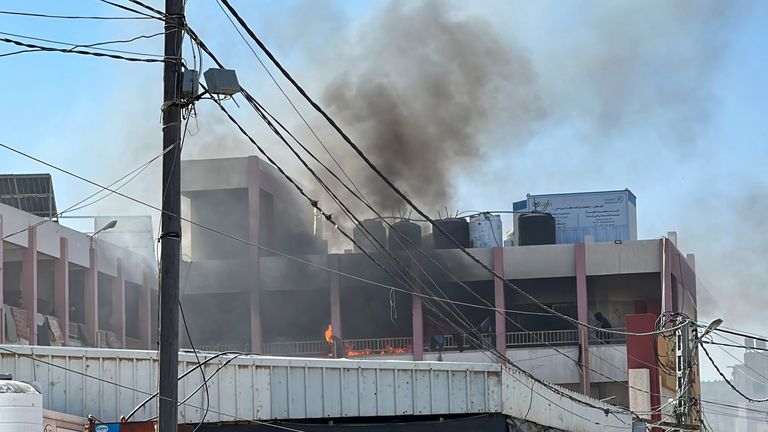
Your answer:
469;213;503;248
0;380;42;432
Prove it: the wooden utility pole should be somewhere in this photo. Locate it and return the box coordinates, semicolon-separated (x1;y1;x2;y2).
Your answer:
159;0;184;430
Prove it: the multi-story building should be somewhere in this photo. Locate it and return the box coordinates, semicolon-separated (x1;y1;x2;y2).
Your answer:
179;156;699;415
0;174;158;349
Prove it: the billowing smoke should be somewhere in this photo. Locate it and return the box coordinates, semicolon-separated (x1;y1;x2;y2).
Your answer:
321;0;544;212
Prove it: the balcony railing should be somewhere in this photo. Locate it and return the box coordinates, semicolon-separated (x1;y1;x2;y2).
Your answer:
506;329;580;346
261;328;627;357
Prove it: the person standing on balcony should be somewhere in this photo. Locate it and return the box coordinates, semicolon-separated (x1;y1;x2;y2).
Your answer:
594;312;613;343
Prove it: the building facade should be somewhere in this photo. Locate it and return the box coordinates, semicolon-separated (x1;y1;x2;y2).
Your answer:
0;202;158;349
178;157;699;415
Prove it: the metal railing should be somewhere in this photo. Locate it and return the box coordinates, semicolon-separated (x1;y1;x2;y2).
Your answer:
506;329;580;347
344;336;413;354
262;340;328;356
261;328;628;357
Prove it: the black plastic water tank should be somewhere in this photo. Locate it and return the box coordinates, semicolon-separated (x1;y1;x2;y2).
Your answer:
518;213;556;246
388;220;422;251
431;218;470;249
353;219;387;253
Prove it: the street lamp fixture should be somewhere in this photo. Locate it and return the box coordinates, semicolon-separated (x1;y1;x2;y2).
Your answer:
90;219;118;245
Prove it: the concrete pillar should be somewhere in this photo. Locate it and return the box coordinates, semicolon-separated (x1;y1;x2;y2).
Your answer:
139;271;153;349
112;259;125;347
84;247;98;346
412;292;423;361
247;157;263;353
0;216;4;308
575;243;591;395
21;226;38;345
54;237;70;343
0;216;4;343
329;254;342;340
661;238;673;313
492;247;506;356
626;313;662;422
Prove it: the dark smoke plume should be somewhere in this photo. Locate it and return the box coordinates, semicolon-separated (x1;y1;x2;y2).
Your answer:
322;0;544;212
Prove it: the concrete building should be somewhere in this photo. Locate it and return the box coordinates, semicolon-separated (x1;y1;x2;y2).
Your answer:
0;177;158;349
178;156;699;417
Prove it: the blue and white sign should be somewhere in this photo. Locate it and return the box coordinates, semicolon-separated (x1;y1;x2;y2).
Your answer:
513;190;637;244
94;424;120;432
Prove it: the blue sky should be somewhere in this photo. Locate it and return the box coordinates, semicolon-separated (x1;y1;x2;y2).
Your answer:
1;1;767;383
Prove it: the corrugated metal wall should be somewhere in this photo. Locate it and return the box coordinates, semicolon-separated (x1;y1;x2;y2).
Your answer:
0;346;500;424
0;346;632;431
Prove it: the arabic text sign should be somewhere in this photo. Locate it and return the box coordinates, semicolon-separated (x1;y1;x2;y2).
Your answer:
528;193;629;230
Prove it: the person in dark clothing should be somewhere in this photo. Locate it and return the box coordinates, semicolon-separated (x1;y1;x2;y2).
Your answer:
594;312;613;343
594;312;612;329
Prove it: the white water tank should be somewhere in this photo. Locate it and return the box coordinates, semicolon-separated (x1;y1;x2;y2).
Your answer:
469;213;503;248
0;380;42;432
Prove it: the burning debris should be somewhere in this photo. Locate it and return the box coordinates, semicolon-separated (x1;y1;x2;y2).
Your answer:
323;324;412;358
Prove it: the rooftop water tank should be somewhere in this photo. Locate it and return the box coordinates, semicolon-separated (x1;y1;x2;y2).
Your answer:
0;380;42;432
518;213;556;246
469;213;503;248
432;218;470;249
388;220;422;251
353;219;387;253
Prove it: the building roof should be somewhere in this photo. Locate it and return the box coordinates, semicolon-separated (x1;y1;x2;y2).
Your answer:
0;173;57;218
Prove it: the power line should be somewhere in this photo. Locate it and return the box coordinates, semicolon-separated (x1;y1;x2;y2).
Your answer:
208;85;634;419
214;0;688;339
0;139;629;421
0;139;664;420
0;9;155;20
700;341;768;403
97;0;164;20
0;37;168;63
2;143;174;241
0;30;165;58
212;0;371;209
0;345;305;432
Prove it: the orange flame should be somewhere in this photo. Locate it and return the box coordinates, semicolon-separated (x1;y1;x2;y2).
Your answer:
325;324;333;344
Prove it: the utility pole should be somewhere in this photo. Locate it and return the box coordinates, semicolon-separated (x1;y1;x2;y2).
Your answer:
675;320;695;428
159;0;184;431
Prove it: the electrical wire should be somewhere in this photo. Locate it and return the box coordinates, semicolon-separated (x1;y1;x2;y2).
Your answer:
213;0;689;339
97;0;164;20
213;0;372;210
209;92;636;421
187;28;687;421
0;37;168;63
700;341;768;403
0;9;155;20
0;31;164;58
2;143;174;241
0;345;305;432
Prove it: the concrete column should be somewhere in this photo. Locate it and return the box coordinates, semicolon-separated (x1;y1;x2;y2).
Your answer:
84;247;98;346
54;237;70;343
247;157;263;353
661;238;673;313
412;292;423;361
139;271;153;349
575;243;591;395
0;216;4;308
0;216;4;343
492;247;506;356
21;226;38;345
329;254;342;340
112;259;125;347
